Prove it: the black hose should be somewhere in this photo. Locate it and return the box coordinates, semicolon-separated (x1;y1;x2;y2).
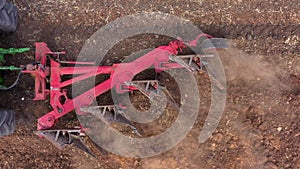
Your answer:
0;68;23;90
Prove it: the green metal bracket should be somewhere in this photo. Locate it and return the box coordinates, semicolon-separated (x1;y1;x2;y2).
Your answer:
0;47;30;63
0;66;22;71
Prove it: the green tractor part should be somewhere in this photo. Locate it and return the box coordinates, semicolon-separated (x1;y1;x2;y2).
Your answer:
0;47;30;90
0;66;22;83
0;66;22;71
0;47;30;63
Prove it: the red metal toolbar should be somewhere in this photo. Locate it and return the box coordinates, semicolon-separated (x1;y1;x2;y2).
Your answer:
23;34;221;130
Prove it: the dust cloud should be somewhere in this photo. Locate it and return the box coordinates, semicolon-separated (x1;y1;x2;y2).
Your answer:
219;43;278;85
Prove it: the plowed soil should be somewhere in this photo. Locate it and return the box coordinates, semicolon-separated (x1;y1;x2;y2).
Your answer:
0;0;299;169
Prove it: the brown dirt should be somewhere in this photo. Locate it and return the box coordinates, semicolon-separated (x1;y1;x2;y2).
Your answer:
0;0;299;168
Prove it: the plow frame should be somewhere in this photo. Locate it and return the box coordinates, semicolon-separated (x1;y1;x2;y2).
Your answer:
22;34;226;131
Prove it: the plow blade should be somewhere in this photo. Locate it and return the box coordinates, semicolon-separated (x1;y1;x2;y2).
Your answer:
34;129;94;156
80;105;142;137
